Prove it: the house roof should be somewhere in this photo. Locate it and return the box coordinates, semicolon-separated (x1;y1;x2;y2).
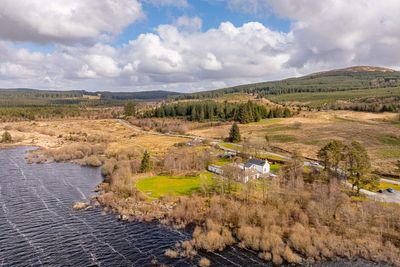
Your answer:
245;158;267;168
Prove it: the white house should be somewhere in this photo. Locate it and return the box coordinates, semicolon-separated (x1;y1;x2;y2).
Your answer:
243;158;270;175
207;158;270;183
208;163;259;183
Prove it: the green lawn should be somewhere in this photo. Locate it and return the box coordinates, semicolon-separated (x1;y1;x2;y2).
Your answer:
212;157;232;166
136;172;213;198
269;163;281;174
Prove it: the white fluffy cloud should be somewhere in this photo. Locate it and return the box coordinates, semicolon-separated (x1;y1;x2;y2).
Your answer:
223;0;400;71
0;22;290;90
0;0;143;44
271;0;400;70
119;22;289;85
0;0;400;91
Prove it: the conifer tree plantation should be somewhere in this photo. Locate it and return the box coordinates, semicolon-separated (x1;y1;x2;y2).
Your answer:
145;100;294;123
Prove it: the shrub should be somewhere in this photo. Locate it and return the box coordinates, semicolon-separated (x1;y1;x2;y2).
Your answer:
164;249;178;259
82;155;102;167
1;131;12;143
198;257;211;267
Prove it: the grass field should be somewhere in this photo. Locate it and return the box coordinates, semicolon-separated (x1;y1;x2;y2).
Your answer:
212;157;232;166
366;181;400;192
269;163;281;174
136;172;213;198
268;134;297;143
189;111;400;173
218;142;242;151
268;87;400;107
378;181;400;191
378;148;400;158
378;134;400;146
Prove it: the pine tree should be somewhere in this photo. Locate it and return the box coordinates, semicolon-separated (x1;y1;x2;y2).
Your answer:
344;141;372;194
124;101;137;117
191;106;197;121
229;123;241;143
140;150;151;173
198;106;205;122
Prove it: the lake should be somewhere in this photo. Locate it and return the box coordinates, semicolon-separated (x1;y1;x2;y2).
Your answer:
0;147;270;266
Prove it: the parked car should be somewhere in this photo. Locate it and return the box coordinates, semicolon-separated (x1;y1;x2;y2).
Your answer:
387;188;394;193
378;189;383;193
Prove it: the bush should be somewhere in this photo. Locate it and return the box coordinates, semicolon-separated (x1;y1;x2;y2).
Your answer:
164;249;179;259
46;143;106;162
82;155;102;167
198;257;211;267
1;131;12;143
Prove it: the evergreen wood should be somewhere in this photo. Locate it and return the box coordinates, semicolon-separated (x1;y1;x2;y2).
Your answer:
147;100;293;123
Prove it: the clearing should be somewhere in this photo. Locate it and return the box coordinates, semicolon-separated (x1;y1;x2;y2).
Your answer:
136;172;213;199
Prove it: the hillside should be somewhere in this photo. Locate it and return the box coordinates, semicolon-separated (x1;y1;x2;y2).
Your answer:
0;88;181;107
181;66;400;99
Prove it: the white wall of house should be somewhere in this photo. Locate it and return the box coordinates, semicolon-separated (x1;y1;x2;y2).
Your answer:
248;162;270;175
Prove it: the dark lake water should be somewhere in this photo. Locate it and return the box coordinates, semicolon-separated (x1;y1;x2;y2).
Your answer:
0;147;271;267
0;147;391;267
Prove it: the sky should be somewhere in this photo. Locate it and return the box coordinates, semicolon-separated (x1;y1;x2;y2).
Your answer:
0;0;399;92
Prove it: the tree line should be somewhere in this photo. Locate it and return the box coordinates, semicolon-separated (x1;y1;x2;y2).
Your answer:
327;96;400;113
143;100;293;123
318;140;378;194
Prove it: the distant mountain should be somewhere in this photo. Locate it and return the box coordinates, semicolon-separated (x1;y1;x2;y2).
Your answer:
98;90;182;101
0;88;182;107
314;66;396;74
180;66;400;99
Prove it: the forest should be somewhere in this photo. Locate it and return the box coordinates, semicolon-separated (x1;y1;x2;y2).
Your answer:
144;100;294;123
177;68;400;100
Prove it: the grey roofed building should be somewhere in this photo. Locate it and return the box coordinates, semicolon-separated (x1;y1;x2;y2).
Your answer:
244;158;267;168
244;158;270;175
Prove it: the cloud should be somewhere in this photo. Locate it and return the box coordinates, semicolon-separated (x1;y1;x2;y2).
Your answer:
143;0;188;8
1;0;400;91
226;0;270;14
175;16;203;32
0;21;290;90
275;0;400;70
223;0;400;71
0;0;144;44
120;22;289;84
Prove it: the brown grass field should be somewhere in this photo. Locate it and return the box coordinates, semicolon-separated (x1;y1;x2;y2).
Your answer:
188;111;400;174
0;119;188;157
1;110;399;173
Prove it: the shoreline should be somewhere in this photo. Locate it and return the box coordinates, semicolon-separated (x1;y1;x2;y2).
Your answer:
3;144;399;266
